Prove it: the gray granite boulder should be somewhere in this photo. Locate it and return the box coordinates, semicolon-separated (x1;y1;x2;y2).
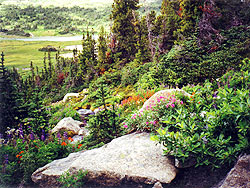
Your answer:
219;154;250;188
32;132;177;187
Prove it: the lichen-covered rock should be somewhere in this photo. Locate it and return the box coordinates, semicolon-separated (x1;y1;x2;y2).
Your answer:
32;133;177;187
51;117;83;135
140;89;190;112
62;93;80;103
219;154;250;188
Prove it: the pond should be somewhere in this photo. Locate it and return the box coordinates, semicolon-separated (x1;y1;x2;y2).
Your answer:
0;35;83;41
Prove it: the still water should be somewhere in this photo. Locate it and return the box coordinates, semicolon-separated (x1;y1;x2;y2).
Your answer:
0;35;83;41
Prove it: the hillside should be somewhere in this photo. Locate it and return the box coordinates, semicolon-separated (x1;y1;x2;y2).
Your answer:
0;0;250;187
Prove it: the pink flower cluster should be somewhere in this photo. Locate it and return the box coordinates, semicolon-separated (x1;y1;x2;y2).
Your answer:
122;122;128;128
145;95;184;111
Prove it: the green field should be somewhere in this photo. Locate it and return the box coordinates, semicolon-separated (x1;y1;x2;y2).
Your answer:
0;40;81;74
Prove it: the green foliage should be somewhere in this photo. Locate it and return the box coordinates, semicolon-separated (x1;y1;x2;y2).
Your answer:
0;133;77;185
78;29;98;83
158;26;250;86
124;91;186;132
87;80;123;146
0;54;27;136
48;103;81;128
97;26;108;69
178;0;202;39
58;169;88;188
111;0;139;64
151;72;250;168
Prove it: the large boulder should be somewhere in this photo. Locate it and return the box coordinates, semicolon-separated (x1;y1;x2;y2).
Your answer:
51;117;83;135
140;89;191;112
218;154;250;188
32;132;177;187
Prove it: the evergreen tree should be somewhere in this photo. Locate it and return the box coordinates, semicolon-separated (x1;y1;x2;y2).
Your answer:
110;0;140;65
158;0;181;52
134;14;151;63
0;52;24;136
25;87;49;136
177;0;202;40
97;26;108;71
78;29;97;83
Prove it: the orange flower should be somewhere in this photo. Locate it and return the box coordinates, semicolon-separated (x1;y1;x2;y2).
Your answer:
198;102;201;104
68;137;73;142
61;142;67;146
16;154;20;158
19;151;24;154
192;92;195;95
19;156;22;159
78;144;83;149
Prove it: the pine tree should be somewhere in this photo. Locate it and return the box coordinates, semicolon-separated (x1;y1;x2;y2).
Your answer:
0;52;24;136
110;0;140;65
134;14;151;63
158;0;181;52
26;87;48;136
78;29;98;83
177;0;202;40
97;26;108;69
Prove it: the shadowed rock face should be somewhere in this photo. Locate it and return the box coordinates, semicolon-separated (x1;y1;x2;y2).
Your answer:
32;133;177;187
219;154;250;188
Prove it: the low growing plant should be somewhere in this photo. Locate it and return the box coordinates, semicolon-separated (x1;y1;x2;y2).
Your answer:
58;169;88;188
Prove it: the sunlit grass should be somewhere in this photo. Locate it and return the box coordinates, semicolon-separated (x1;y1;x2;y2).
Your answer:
0;40;81;73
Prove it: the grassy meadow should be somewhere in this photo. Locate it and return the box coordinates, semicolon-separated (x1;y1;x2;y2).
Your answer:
0;40;81;74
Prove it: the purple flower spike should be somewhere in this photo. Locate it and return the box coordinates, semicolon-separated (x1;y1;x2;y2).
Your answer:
30;132;34;140
63;132;68;139
57;132;61;139
41;134;45;141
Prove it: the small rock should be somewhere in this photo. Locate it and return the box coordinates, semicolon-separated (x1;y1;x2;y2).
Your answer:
71;135;84;144
62;93;80;103
152;181;163;188
77;109;94;116
51;117;82;135
78;127;90;136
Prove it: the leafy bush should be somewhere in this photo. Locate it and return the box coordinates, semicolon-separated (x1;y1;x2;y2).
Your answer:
151;76;250;168
123;91;186;132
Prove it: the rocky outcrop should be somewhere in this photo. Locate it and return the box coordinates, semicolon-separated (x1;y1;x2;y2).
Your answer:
32;132;177;187
140;89;191;112
218;154;250;188
51;117;83;135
